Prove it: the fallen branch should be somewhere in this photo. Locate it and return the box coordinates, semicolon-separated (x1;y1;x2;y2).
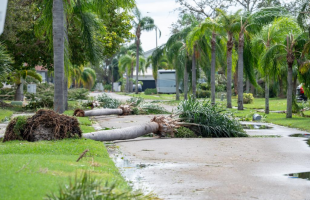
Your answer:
76;149;89;162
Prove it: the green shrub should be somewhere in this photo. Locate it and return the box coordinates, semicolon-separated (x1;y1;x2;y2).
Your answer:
46;172;149;200
216;85;226;92
97;93;120;108
144;88;157;95
25;96;54;110
175;127;197;138
196;89;211;98
104;84;112;91
198;82;210;90
237;93;254;104
177;96;247;137
68;88;89;100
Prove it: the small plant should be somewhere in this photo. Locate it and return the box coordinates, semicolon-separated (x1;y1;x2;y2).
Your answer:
144;88;157;95
104;84;112;91
68;88;89;100
237;93;254;104
97;93;121;108
175;127;197;138
196;89;211;98
13;116;28;137
45;172;150;200
25;96;54;110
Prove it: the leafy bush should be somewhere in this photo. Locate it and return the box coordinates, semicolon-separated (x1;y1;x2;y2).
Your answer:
25;96;54;110
97;93;121;108
196;89;211;98
175;127;197;138
237;93;254;104
104;84;112;91
46;172;150;200
177;96;247;137
144;88;157;95
216;85;226;92
68;88;89;100
198;82;210;90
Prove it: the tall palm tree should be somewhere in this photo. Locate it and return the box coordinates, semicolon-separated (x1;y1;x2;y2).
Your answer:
187;17;224;105
216;9;241;108
48;0;135;113
262;20;302;118
235;7;286;110
252;17;300;114
118;50;146;92
132;7;159;94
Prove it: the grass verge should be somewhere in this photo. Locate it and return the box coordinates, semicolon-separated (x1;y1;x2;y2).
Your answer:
0;109;14;122
0;139;130;200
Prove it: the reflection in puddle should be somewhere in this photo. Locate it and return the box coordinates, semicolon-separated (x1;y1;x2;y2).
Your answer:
289;133;310;138
285;172;310;181
242;124;273;129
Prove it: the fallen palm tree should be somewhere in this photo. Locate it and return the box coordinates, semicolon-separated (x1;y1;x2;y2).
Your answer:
83;116;179;141
3;97;247;143
74;97;168;117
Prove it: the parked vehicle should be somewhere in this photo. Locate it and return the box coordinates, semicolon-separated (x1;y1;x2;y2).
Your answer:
297;84;307;101
157;70;181;94
133;84;142;92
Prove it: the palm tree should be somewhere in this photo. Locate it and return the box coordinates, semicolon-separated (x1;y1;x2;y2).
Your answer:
10;69;42;101
118;50;146;92
216;9;241;108
252;17;300;114
235;7;286;110
187;17;223;105
132;7;159;94
262;19;302;118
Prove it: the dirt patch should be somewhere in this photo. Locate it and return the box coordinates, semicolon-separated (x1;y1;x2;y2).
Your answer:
3;109;82;142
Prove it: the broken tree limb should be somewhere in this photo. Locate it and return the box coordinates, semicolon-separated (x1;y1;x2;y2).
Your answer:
73;105;132;117
84;109;123;117
83;122;160;141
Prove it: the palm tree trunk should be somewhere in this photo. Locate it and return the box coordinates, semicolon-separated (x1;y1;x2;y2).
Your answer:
211;32;216;105
126;68;129;92
192;46;196;99
176;71;180;100
237;32;244;110
246;78;250;93
64;77;68;110
83;122;159;141
14;83;23;101
286;64;293;118
226;33;233;108
84;109;123;116
135;38;140;94
265;75;269;114
130;65;133;92
53;0;65;113
184;61;188;100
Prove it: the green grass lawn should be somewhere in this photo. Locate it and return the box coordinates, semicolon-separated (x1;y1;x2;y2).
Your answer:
0;109;14;122
0;139;130;200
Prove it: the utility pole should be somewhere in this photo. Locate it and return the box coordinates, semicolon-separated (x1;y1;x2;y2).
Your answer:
155;27;158;48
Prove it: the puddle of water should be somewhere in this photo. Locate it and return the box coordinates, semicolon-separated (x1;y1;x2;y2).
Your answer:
289;133;310;138
285;172;310;181
242;124;272;129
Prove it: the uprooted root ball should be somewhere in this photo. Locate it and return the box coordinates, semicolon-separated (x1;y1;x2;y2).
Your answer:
73;109;85;117
3;109;82;142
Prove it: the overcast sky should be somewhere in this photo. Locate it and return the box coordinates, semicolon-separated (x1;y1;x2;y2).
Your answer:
134;0;295;52
135;0;180;52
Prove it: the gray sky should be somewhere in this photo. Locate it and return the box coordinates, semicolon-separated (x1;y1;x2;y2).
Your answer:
134;0;295;52
135;0;180;52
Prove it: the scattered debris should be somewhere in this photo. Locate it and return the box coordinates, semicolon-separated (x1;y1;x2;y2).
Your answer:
76;149;89;162
3;109;82;142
